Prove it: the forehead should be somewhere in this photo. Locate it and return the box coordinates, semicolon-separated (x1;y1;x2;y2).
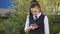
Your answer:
31;6;39;9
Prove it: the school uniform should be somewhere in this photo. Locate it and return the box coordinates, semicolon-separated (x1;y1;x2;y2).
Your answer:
24;12;49;34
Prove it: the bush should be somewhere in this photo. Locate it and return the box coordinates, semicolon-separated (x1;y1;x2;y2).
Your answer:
50;23;60;34
47;14;60;34
0;11;60;34
0;11;28;34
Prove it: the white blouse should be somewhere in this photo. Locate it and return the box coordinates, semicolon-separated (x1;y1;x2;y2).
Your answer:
24;13;49;34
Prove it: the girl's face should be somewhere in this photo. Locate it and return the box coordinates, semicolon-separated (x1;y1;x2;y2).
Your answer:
31;6;40;16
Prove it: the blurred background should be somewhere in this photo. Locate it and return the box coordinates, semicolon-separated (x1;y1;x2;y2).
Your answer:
0;0;60;34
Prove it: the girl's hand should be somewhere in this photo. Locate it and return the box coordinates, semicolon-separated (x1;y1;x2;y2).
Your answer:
31;24;38;30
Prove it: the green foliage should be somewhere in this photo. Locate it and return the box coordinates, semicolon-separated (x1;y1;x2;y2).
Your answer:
47;14;60;34
15;0;60;13
0;11;28;34
47;14;60;23
0;0;60;34
50;23;60;34
0;11;60;34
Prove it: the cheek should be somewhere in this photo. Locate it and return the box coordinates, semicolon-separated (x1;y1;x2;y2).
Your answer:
31;9;36;14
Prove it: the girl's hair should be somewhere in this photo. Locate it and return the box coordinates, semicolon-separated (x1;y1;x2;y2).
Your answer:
29;0;41;16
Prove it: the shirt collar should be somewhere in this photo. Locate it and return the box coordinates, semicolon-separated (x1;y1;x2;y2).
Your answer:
33;12;41;19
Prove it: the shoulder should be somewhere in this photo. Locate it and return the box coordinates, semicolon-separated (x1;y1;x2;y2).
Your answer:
44;16;48;18
26;15;30;19
44;15;48;20
27;15;29;17
42;14;48;20
45;16;48;18
42;14;48;19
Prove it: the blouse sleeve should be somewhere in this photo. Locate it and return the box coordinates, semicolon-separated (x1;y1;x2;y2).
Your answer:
44;16;50;34
24;15;30;32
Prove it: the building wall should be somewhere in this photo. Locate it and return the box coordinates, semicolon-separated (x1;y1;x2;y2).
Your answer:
0;0;15;17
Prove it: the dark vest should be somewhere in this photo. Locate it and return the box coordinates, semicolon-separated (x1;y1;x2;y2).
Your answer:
29;13;45;34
